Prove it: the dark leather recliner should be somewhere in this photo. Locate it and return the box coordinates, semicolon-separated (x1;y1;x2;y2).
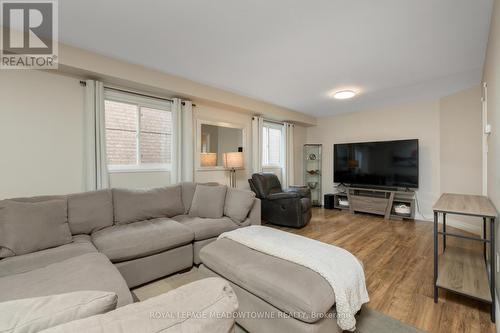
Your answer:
248;173;312;228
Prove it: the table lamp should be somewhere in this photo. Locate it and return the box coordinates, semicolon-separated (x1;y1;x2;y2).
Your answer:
200;153;217;167
223;152;244;187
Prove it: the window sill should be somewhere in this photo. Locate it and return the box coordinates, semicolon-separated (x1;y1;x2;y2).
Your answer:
108;165;171;173
262;165;283;169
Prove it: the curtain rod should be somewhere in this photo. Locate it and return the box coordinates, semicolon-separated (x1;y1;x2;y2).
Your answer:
79;80;196;106
253;116;294;126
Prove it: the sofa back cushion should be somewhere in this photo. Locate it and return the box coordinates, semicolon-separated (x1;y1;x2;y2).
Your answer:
224;188;256;224
68;190;113;234
0;291;117;333
180;182;197;214
0;199;72;258
189;184;227;219
112;186;184;224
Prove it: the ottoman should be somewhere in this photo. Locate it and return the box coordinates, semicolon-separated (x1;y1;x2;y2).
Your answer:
199;238;342;333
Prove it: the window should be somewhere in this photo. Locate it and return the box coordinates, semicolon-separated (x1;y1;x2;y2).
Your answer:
104;90;173;172
262;121;283;166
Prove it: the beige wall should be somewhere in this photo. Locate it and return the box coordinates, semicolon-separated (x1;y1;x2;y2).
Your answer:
0;70;85;199
109;171;171;189
439;86;483;230
307;100;441;220
482;0;500;307
293;125;308;185
306;86;483;233
54;42;316;126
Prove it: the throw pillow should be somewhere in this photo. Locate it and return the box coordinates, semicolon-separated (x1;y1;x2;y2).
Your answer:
0;291;117;333
0;199;72;258
189;184;227;218
224;188;256;224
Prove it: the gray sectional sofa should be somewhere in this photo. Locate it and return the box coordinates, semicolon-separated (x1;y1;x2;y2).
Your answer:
0;182;260;307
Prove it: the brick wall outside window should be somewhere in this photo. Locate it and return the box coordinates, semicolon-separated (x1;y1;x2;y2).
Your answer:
104;99;172;168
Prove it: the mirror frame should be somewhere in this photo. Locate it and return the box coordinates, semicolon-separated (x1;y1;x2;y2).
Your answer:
196;119;246;171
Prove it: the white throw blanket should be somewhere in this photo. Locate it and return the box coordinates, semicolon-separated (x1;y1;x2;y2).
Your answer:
218;226;369;331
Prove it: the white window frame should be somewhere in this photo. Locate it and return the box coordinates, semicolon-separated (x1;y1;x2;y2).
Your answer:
262;121;284;168
104;89;174;173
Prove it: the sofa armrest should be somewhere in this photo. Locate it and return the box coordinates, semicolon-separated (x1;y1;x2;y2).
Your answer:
39;278;238;333
248;198;261;225
267;192;300;201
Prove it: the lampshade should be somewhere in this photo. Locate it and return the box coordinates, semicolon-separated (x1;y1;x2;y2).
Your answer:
200;153;217;167
223;152;244;169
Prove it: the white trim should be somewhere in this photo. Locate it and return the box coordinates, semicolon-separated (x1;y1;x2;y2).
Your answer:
104;89;172;111
496;293;500;333
262;121;284;167
104;89;174;173
108;164;171;173
262;163;282;168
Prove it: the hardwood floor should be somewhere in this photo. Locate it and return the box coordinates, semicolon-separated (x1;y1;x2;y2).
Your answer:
273;208;495;333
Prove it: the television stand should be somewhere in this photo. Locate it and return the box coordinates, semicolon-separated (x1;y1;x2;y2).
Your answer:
332;186;415;220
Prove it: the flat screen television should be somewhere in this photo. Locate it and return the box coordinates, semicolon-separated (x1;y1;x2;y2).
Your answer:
334;139;419;189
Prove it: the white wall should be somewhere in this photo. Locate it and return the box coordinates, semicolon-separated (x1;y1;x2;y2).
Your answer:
0;71;85;198
307;100;441;220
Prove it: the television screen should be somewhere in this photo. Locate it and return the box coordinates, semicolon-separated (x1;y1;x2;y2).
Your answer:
334;139;419;188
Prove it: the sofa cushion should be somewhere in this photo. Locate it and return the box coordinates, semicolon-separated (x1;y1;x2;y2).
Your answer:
0;199;72;258
113;186;184;224
40;278;238;333
189;184;227;218
68;189;113;234
172;215;239;241
0;235;97;277
224;187;256;224
0;291;117;333
181;182;197;213
92;218;194;262
0;253;133;307
199;238;335;323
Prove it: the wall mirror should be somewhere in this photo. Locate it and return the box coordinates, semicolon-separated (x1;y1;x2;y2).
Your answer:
197;120;245;170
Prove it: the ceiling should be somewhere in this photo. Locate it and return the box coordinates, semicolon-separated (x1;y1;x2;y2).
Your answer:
58;0;493;117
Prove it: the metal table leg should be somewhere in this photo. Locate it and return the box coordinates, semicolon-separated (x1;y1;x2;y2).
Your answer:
443;213;446;250
434;211;438;303
491;218;496;323
484;217;487;260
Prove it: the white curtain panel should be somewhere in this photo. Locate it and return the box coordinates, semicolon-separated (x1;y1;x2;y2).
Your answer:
283;122;295;188
251;116;264;174
172;98;194;183
84;80;109;191
181;101;194;182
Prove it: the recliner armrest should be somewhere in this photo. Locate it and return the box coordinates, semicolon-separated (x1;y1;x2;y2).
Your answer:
285;186;311;199
267;192;300;201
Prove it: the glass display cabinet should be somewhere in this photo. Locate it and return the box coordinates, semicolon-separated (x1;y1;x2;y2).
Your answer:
303;144;322;206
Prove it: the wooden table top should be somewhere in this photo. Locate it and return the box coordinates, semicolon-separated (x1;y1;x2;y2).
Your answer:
433;193;497;218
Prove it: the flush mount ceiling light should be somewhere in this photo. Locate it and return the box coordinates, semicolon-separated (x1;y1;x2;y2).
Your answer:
331;90;356;100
